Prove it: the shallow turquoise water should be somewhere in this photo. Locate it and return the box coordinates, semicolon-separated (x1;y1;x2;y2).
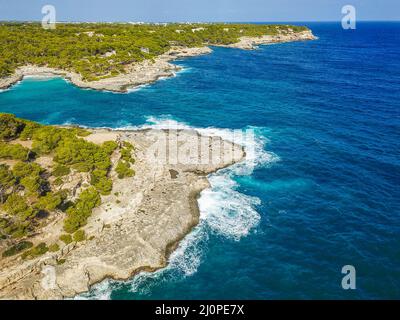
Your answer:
1;22;399;299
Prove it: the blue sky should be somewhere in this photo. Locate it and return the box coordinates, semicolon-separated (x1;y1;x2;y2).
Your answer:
0;0;399;22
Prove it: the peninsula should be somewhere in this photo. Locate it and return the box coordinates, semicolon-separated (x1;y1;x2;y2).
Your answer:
0;23;316;92
0;114;244;299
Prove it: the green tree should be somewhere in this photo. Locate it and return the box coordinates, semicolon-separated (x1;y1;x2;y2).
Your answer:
0;164;15;203
0;142;30;160
2;241;33;258
21;243;49;260
35;192;64;211
48;243;60;252
52;164;70;177
63;187;101;233
115;160;134;179
59;234;73;244
0;113;25;141
73;229;86;242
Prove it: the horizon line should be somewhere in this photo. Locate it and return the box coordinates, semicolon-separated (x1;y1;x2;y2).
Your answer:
1;19;399;23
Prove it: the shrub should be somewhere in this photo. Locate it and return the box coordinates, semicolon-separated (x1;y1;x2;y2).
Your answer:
92;176;113;195
35;192;64;211
20;175;43;195
73;128;91;137
52;164;70;177
31;126;65;155
10;225;29;238
2;241;33;257
102;141;118;155
0;219;30;239
59;234;73;244
0;142;30;160
19;121;41;140
12;162;45;195
90;169;113;195
22;242;49;260
122;141;134;150
2;194;36;220
0;164;15;202
48;243;60;252
0;113;25;141
12;161;43;179
63;187;101;233
73;229;86;242
115;160;134;179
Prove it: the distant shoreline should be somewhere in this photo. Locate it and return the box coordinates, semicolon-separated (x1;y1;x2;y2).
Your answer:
0;30;316;93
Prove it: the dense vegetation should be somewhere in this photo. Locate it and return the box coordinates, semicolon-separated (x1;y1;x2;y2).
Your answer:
0;22;308;81
116;141;135;178
0;114;135;259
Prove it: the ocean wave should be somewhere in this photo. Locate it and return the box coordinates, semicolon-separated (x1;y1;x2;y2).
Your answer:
126;83;151;93
74;280;114;300
199;171;261;240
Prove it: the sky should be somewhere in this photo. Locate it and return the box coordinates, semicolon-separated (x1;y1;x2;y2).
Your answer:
0;0;399;22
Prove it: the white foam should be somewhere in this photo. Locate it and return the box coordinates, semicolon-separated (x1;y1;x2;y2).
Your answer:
126;83;150;93
74;279;114;300
199;171;261;240
128;224;208;295
23;75;58;80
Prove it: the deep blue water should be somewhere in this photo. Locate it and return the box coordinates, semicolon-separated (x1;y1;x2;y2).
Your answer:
1;22;399;299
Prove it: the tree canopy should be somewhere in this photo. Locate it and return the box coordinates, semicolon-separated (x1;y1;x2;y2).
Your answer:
0;23;308;81
0;114;135;255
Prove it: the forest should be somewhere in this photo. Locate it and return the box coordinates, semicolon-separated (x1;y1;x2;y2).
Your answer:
0;113;135;259
0;22;308;81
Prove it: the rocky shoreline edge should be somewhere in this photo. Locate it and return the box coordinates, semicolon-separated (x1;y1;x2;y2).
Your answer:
0;127;245;299
0;30;316;93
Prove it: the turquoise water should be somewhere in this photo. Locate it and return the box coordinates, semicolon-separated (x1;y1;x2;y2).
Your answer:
1;22;399;299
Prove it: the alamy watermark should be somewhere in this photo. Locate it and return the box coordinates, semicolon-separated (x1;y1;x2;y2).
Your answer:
41;265;57;290
341;265;356;290
342;5;356;30
143;128;255;169
42;5;56;30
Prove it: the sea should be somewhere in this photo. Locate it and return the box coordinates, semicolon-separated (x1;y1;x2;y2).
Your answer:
0;22;399;299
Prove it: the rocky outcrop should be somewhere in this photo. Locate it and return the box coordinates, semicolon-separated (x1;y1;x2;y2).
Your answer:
0;128;245;299
218;30;317;50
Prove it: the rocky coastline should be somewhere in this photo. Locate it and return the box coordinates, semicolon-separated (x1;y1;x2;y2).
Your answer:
0;30;316;93
0;128;245;299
